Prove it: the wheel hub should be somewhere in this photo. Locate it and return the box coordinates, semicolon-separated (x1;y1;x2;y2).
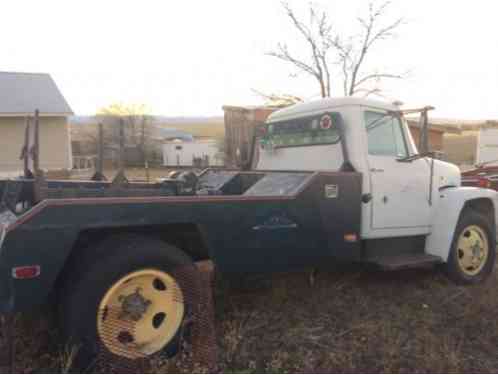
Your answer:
118;287;151;321
457;225;489;276
97;269;185;359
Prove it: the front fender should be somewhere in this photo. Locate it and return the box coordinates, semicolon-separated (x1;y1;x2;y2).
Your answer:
425;187;497;261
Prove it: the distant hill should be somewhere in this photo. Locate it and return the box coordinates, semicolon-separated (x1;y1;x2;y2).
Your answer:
153;116;223;125
70;115;225;138
153;116;225;138
156;121;225;138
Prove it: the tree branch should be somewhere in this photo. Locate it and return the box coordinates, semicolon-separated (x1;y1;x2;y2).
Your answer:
366;18;403;49
347;1;403;95
354;87;383;98
266;44;317;77
268;0;404;99
267;2;334;97
354;73;403;88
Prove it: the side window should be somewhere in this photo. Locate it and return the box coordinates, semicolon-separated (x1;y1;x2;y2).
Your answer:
364;111;408;158
392;118;408;158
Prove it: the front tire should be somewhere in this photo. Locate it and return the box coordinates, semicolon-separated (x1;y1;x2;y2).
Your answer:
444;210;496;285
58;235;193;364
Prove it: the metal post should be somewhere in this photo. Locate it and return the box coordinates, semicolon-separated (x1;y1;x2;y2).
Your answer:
119;118;125;174
145;160;150;183
21;117;32;178
98;122;104;174
91;123;106;181
111;118;128;185
33;110;40;174
429;156;434;206
32;109;46;203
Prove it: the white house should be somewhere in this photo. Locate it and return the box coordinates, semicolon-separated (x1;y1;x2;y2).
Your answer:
475;124;498;166
162;139;223;167
0;72;73;177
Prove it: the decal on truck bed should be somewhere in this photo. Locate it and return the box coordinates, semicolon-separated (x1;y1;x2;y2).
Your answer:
324;184;339;199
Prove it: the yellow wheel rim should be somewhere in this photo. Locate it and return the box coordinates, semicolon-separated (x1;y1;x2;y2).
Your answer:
456;225;489;276
97;269;184;359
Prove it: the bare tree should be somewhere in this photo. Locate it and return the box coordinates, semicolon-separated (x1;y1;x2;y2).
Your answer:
335;1;404;96
97;103;153;165
267;2;334;98
252;89;303;107
267;1;404;98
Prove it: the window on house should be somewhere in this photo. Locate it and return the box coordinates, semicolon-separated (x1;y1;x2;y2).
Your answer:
175;145;183;150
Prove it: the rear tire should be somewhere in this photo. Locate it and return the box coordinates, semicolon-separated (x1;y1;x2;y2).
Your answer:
443;210;496;285
57;235;194;367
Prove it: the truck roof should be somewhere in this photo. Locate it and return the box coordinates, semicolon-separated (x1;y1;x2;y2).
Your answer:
268;97;400;123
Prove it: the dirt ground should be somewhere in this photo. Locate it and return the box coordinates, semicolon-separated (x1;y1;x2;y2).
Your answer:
5;260;498;373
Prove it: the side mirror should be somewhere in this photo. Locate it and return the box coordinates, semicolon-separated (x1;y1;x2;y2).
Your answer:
416;106;434;154
418;110;429;154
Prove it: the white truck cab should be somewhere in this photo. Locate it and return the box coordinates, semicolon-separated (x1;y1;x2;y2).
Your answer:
256;97;497;284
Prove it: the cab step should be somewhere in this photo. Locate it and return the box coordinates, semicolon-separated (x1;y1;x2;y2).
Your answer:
368;254;443;271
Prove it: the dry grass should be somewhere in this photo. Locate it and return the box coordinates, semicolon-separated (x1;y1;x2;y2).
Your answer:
6;261;498;373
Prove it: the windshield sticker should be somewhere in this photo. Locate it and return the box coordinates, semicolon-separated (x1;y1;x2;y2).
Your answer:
261;113;342;149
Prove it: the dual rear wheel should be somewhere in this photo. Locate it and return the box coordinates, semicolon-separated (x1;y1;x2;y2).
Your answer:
97;269;185;359
58;236;192;364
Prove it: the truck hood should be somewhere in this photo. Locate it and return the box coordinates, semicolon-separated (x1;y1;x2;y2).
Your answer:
433;159;461;188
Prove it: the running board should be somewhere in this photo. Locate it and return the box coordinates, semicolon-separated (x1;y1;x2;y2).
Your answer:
368;254;443;271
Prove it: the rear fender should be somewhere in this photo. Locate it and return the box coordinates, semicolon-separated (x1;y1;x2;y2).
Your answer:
425;187;497;261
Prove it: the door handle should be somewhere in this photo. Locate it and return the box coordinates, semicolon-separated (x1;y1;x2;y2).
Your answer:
370;168;384;173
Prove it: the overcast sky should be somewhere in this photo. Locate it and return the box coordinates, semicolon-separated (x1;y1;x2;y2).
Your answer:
1;0;497;119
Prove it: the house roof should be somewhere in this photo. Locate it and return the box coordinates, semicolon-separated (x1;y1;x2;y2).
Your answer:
0;71;73;116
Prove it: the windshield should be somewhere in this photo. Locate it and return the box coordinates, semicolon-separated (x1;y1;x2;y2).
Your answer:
260;113;342;150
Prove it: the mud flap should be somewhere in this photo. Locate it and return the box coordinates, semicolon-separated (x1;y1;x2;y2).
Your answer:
0;314;15;373
0;210;16;374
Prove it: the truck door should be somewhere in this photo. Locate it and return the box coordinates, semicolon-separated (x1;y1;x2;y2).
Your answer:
365;110;431;232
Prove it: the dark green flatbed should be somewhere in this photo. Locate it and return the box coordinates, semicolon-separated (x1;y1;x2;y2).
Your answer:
0;169;362;312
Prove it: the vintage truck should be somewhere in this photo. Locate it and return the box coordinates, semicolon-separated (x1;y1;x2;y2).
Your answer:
0;98;496;362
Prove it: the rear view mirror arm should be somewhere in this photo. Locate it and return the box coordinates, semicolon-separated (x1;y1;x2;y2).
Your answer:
334;113;355;172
